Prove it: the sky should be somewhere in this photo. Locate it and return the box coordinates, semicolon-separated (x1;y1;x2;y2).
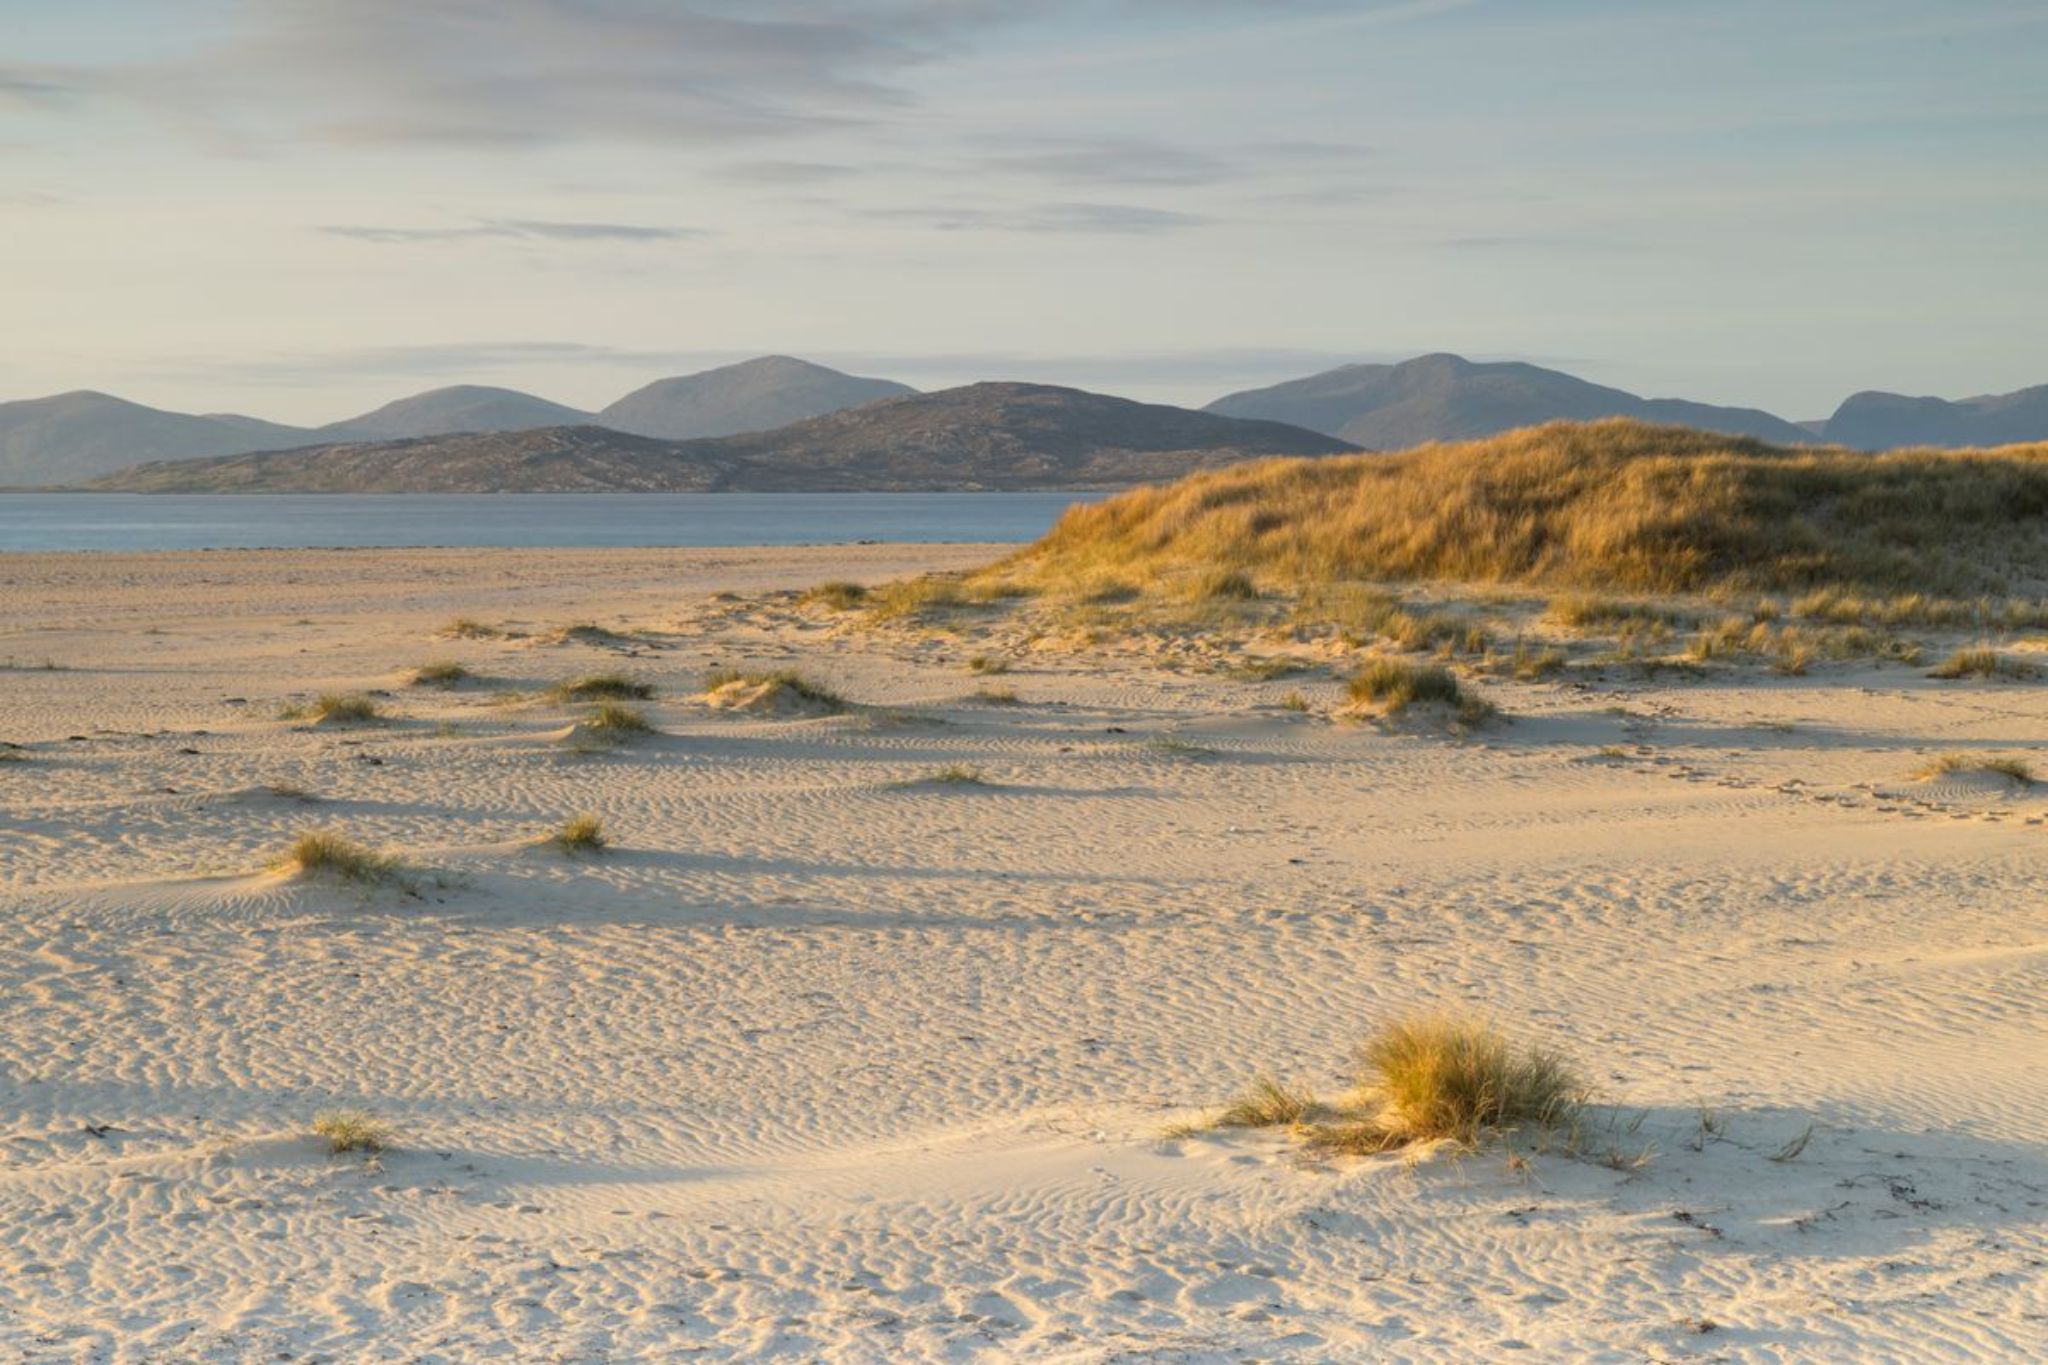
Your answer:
1;0;2044;424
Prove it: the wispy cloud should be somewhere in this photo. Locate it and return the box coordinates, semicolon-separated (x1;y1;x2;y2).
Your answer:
869;201;1212;234
714;159;866;186
964;135;1370;189
1;3;1416;155
0;72;76;107
4;1;987;151
321;219;707;244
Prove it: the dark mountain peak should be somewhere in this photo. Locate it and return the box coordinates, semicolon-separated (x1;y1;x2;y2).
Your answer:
599;355;914;440
1397;352;1479;375
24;389;133;412
0;389;313;486
1207;354;1810;448
318;385;593;442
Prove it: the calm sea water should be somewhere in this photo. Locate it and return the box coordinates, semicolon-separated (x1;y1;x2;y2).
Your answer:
0;492;1103;552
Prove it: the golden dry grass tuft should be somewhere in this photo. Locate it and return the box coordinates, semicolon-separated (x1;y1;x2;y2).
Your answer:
313;1109;394;1154
1217;1075;1315;1129
549;813;609;853
280;830;401;883
549;672;655;701
865;575;968;624
584;700;653;735
1928;647;2041;681
800;580;869;611
437;617;502;639
410;660;470;688
1347;658;1497;726
914;764;990;787
1229;655;1302;681
1177;1015;1585;1157
1351;1014;1586;1147
1914;753;2036;785
703;668;845;711
281;692;382;724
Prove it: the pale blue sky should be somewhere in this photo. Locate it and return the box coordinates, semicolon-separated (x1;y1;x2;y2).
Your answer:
2;0;2043;423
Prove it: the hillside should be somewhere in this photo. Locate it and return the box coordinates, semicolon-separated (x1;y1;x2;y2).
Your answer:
1824;382;2048;450
0;392;310;486
600;355;914;439
88;383;1356;493
89;427;732;494
1206;354;1814;448
989;419;2048;600
317;385;594;442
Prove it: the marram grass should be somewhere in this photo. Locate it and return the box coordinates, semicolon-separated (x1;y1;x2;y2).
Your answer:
982;419;2048;603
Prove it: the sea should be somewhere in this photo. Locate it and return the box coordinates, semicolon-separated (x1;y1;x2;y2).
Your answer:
0;492;1102;553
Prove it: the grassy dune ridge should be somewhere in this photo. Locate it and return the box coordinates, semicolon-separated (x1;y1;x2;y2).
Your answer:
988;420;2048;600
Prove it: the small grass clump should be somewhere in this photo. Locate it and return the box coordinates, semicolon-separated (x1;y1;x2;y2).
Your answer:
1928;647;2041;681
1141;733;1213;759
549;813;609;854
281;830;401;883
1229;655;1302;682
1914;753;2036;786
927;764;989;786
281;693;382;725
584;701;652;735
548;622;639;648
801;580;869;611
967;653;1011;675
1303;1015;1587;1155
1217;1075;1315;1129
865;575;970;625
313;1109;394;1155
972;684;1021;705
1347;658;1496;726
1174;1015;1585;1159
549;672;655;701
1348;657;1461;710
1360;1015;1585;1144
703;667;846;712
438;617;502;639
410;660;470;688
1510;642;1566;679
1548;594;1684;632
1382;609;1469;653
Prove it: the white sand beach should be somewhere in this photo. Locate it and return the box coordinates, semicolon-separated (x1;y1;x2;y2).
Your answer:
0;546;2042;1363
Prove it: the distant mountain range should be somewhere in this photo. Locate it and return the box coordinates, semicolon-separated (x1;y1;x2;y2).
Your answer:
1;356;916;487
9;352;2048;491
88;383;1358;493
1206;353;1814;447
1823;384;2048;450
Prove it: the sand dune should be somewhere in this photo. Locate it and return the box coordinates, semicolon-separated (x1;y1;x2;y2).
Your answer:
1;547;2043;1361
